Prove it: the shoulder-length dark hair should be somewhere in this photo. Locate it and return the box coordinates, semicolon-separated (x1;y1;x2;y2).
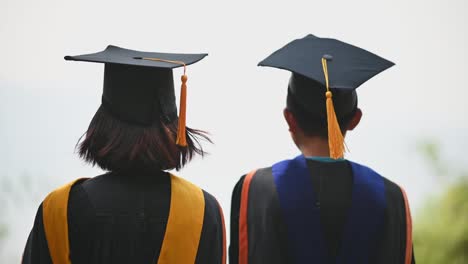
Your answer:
77;106;210;172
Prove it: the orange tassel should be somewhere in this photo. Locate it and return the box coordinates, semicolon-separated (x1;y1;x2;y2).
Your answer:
322;57;345;159
135;57;189;147
325;91;345;159
176;74;188;147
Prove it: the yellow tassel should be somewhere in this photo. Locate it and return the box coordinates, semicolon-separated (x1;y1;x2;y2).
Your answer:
176;74;188;147
322;57;345;159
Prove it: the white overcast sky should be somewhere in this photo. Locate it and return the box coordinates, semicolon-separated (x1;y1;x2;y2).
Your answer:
1;0;468;262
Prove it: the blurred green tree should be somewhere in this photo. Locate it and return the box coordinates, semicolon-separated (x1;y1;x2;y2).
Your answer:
0;224;6;248
414;141;468;264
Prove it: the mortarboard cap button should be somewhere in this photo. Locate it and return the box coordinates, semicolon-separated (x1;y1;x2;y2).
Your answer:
323;54;333;61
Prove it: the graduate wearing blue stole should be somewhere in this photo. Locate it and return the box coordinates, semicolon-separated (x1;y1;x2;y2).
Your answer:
229;35;415;264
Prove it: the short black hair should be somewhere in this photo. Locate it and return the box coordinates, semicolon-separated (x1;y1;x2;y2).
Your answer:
77;105;210;172
287;91;357;139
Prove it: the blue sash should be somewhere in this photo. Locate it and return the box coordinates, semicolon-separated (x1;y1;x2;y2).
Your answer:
272;155;386;264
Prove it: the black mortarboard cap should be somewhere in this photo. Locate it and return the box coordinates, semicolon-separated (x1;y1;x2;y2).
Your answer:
258;34;394;158
258;34;394;91
65;45;207;126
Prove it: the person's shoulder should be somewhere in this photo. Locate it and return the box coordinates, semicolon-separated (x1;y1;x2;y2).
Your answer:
39;178;94;226
201;189;220;207
368;170;408;215
42;177;89;201
362;164;405;202
380;176;405;198
349;161;405;203
199;189;223;225
231;166;276;203
253;167;274;178
235;166;273;188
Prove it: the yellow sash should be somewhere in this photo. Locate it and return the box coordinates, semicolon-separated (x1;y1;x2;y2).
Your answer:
42;174;205;264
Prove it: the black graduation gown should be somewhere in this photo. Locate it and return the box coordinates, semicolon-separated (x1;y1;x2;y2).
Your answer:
229;159;416;264
22;170;224;264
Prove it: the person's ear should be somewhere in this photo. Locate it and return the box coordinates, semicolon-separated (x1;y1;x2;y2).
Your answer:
347;108;362;131
283;108;297;133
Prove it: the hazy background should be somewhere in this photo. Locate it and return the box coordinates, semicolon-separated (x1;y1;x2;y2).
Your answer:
1;0;467;262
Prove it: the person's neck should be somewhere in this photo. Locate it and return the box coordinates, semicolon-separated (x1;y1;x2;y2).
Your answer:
297;137;331;157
